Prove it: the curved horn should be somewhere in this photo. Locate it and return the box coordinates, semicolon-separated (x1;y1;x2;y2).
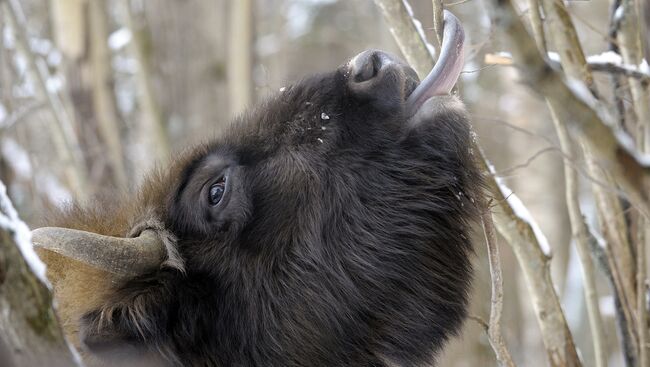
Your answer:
406;10;465;116
31;227;166;277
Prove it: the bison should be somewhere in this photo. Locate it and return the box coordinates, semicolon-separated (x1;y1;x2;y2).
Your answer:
32;10;482;367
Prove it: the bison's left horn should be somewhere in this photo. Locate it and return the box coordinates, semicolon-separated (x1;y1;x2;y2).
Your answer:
31;227;166;277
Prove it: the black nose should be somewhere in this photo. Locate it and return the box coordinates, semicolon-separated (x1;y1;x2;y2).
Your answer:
348;50;419;108
350;50;395;82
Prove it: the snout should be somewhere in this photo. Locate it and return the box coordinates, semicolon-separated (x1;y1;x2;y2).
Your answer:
348;12;465;118
347;49;420;110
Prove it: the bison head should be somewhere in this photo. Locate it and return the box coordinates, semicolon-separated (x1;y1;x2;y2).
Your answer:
33;11;482;367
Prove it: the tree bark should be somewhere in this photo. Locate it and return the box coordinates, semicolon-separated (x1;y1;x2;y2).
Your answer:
0;181;80;367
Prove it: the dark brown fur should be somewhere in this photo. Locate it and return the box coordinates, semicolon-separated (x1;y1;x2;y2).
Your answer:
49;53;483;366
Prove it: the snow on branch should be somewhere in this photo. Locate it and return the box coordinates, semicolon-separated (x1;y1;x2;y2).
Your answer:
491;172;551;256
485;51;650;83
489;0;650;218
0;181;47;283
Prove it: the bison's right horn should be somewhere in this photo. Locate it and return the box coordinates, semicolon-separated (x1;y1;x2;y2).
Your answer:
31;227;166;277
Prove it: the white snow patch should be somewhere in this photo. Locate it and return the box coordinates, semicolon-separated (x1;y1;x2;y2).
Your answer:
586;53;650;79
29;37;52;56
46;75;64;93
640;59;649;74
13;54;28;76
3;25;15;49
1;138;32;179
321;112;330;120
108;27;132;50
487;162;552;256
547;51;560;62
47;49;63;67
599;296;615;317
587;51;623;64
112;56;138;74
613;5;624;22
0;103;6;123
0;181;48;284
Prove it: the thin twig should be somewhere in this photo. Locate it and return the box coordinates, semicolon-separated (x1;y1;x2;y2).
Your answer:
432;0;444;53
550;103;608;367
608;0;626;129
1;100;46;130
588;224;638;367
480;201;516;367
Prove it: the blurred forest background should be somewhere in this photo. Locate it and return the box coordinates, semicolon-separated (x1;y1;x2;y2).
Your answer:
0;0;649;366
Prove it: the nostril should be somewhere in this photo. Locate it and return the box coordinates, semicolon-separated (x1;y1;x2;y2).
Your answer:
353;52;382;83
351;50;391;83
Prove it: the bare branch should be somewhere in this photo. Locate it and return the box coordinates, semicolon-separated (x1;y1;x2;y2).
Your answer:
489;0;650;217
525;0;547;54
432;0;444;53
373;0;435;79
484;52;650;83
88;0;128;188
1;100;46;130
482;157;582;367
480;203;516;367
538;0;596;93
618;0;650;149
607;0;626;128
550;103;607;367
122;0;169;164
588;224;638;366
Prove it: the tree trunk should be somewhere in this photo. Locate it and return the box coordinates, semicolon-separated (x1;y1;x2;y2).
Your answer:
0;181;80;367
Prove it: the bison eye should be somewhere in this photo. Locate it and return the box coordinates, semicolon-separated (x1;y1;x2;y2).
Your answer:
208;179;226;206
